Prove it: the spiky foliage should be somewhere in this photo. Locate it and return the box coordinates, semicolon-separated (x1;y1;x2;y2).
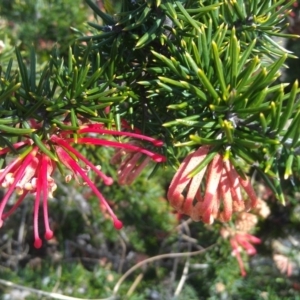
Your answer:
77;0;300;203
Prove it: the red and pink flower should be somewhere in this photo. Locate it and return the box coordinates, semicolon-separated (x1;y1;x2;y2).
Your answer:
0;122;165;248
167;146;258;224
220;220;261;277
229;232;261;277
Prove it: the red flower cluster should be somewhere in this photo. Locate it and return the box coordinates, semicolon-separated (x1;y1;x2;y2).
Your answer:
109;120;165;185
273;254;294;277
110;145;153;185
221;212;261;277
167;146;258;224
230;232;261;277
0;122;165;248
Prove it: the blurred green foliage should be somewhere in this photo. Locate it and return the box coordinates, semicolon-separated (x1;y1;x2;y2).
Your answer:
0;0;88;58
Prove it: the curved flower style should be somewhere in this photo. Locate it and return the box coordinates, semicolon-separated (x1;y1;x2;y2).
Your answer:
0;122;165;248
167;146;258;224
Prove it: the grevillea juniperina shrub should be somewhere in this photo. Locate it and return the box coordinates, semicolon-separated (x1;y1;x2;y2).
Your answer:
1;0;300;298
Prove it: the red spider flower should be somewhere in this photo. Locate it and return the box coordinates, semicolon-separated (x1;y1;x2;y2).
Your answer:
273;254;294;277
110;143;155;185
230;232;261;277
109;121;166;185
167;146;258;224
0;146;56;248
0;122;165;248
220;213;262;276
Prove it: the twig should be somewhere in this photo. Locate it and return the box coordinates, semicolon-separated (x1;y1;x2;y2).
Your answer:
174;258;190;297
126;273;144;297
0;278;118;300
0;244;29;260
180;234;202;248
169;219;192;296
112;244;215;296
173;219;192;298
169;231;181;296
175;218;193;230
157;218;194;266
